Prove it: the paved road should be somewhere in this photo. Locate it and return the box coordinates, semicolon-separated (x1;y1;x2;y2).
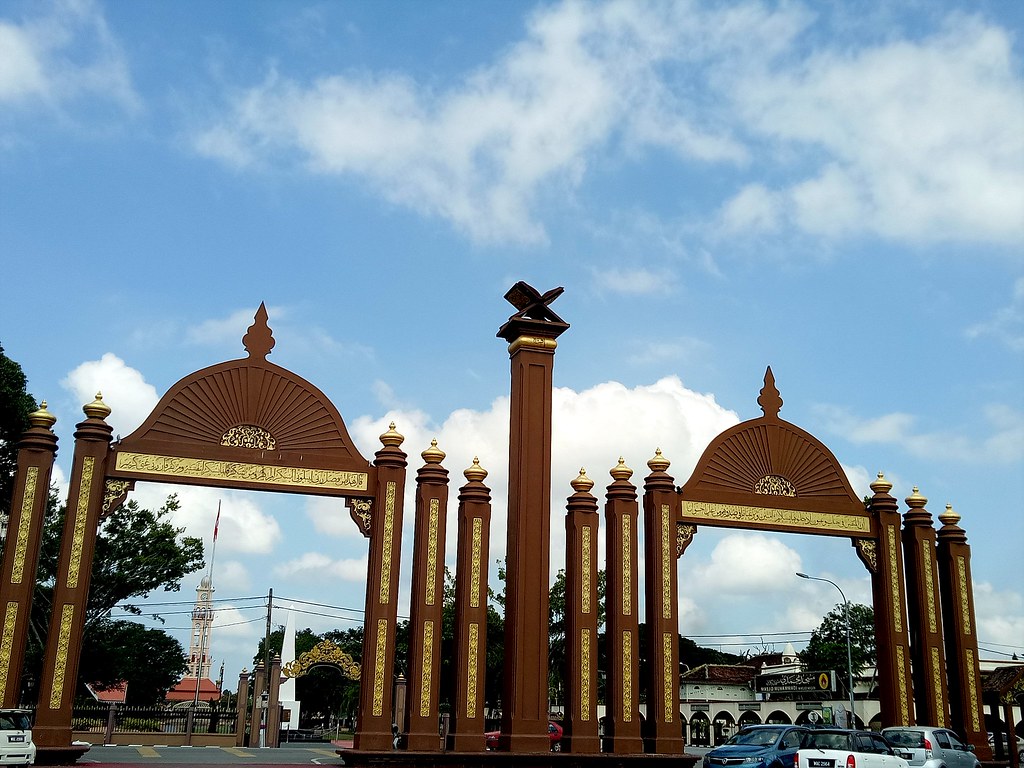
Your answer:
76;744;346;765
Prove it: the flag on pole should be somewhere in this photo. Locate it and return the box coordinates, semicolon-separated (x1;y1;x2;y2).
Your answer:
213;500;221;542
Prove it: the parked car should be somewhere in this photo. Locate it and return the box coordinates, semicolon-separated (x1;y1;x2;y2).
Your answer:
704;725;809;768
0;709;35;767
987;732;1024;762
797;728;909;768
484;721;563;751
882;726;980;768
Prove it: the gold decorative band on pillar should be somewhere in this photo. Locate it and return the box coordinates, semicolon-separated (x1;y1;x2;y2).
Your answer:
661;505;672;619
50;604;76;709
663;632;674;722
470;518;483;607
419;621;434;716
622;631;632;721
0;603;18;695
67;457;95;589
379;482;396;604
372;619;388;717
467;623;479;718
895;645;910;724
886;526;903;633
426;499;440;605
581;628;592;720
10;467;38;584
507;336;558;355
965;649;980;731
622;516;632;615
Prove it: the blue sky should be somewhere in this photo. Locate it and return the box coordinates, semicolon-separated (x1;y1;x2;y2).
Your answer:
1;0;1021;687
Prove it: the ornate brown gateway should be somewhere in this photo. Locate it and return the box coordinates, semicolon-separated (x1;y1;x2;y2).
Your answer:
0;289;991;765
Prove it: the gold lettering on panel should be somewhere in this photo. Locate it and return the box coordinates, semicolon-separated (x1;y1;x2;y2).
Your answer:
426;499;439;606
50;604;75;709
0;603;18;697
896;645;910;724
67;457;95;589
11;467;38;584
622;516;632;616
887;526;902;634
930;646;944;723
965;648;980;731
681;500;871;534
582;526;592;614
581;628;591;721
470;518;483;608
622;631;632;722
661;505;671;619
379;482;396;604
420;621;434;717
922;542;937;633
467;623;479;718
114;451;369;491
372;619;388;717
957;557;971;635
663;632;674;722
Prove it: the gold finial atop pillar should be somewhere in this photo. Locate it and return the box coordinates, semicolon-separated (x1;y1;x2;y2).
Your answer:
571;468;594;493
29;401;57;430
464;457;488;483
610;457;633;481
647;448;670;473
421;438;445;464
83;392;111;420
870;471;893;494
379;421;404;447
938;503;961;527
905;486;927;508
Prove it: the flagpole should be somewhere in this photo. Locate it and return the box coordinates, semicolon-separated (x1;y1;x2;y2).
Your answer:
193;501;221;710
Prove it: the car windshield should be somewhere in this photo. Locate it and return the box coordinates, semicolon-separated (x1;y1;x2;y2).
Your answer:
803;732;852;750
885;730;925;748
0;713;30;730
728;729;784;747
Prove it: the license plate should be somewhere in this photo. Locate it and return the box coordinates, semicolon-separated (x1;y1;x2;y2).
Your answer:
8;735;24;742
809;760;833;767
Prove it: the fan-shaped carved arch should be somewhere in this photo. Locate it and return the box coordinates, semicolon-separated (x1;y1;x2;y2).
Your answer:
108;305;373;496
678;368;872;537
281;640;360;680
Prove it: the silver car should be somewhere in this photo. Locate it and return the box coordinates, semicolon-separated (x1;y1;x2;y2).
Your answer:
882;727;980;768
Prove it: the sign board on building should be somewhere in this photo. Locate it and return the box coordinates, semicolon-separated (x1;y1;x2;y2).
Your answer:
690;704;711;712
755;671;835;694
739;703;761;711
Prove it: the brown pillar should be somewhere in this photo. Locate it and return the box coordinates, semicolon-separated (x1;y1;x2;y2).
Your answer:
642;449;682;754
247;662;266;747
449;458;492;752
901;487;950;727
266;654;282;748
0;403;58;707
235;668;250;747
604;458;644;753
563;470;600;753
405;440;450;751
496;282;569;752
936;504;990;758
354;423;408;750
34;395;113;749
866;473;914;728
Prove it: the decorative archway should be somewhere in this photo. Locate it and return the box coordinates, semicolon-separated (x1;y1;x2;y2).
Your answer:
282;640;361;681
0;305;408;754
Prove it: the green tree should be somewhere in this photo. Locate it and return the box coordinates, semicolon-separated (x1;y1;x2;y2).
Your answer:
0;342;37;522
81;620;188;705
800;602;875;700
28;493;205;702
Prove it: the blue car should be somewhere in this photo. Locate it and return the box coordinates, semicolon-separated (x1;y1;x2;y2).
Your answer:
704;725;809;768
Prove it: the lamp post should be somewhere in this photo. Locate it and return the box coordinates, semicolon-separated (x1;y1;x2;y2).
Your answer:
797;572;856;728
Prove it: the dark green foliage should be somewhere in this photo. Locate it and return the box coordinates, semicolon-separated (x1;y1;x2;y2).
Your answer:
81;620;188;705
0;342;37;521
800;602;876;699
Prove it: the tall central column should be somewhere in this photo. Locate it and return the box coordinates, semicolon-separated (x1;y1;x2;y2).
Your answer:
496;282;568;752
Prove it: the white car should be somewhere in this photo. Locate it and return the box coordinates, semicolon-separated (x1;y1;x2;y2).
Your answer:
797;728;910;768
0;709;35;767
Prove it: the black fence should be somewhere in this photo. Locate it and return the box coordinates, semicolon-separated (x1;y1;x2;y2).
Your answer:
71;704;239;736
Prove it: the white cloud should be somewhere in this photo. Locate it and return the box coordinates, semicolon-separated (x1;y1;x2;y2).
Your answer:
589;267;678;297
274;552;368;582
733;15;1024;244
718;183;783;235
0;0;138;113
689;533;803;595
62;353;159;437
974;581;1024;654
966;277;1024;352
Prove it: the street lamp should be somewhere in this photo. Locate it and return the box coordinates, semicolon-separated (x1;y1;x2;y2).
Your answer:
797;572;856;728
